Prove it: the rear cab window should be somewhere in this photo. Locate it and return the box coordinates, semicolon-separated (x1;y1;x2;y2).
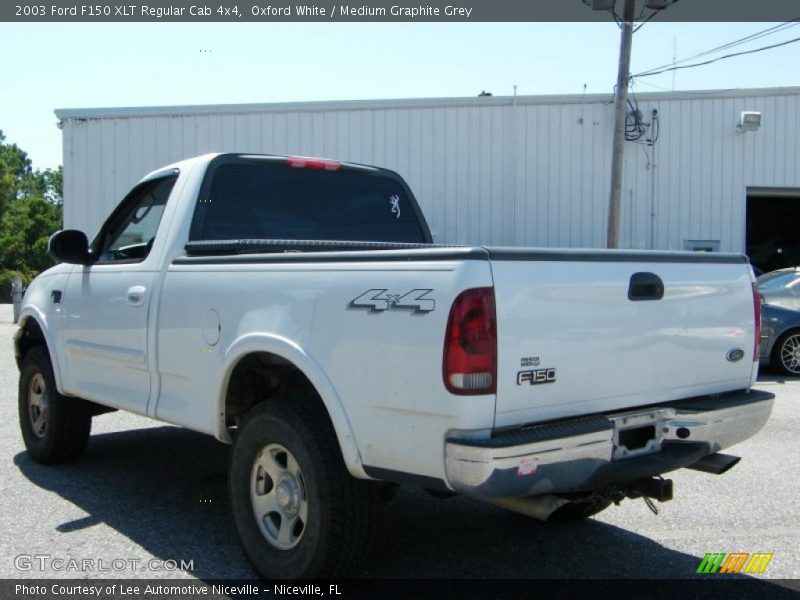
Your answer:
189;156;431;245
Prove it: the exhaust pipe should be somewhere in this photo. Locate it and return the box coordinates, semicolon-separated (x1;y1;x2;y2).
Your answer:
686;452;741;475
487;479;675;522
485;495;571;521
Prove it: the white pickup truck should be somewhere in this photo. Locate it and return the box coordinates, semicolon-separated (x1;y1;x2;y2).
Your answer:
16;153;773;578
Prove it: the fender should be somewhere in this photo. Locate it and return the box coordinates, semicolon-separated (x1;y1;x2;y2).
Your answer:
16;307;66;393
217;332;368;479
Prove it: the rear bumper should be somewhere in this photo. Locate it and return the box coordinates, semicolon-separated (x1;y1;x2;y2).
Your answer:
444;389;774;499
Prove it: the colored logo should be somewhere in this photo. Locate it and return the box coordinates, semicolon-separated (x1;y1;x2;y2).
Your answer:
696;552;773;574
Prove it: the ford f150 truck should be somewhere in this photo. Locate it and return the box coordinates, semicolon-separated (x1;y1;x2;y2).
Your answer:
15;153;773;579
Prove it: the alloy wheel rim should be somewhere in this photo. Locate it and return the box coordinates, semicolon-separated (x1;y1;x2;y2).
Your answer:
781;334;800;375
250;443;308;550
28;373;49;438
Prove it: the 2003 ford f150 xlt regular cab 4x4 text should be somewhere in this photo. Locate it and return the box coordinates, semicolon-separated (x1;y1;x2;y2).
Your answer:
15;153;773;578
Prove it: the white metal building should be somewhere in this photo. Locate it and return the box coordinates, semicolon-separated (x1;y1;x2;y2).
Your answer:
56;87;800;269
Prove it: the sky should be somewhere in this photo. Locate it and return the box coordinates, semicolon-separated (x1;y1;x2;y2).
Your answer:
1;20;799;170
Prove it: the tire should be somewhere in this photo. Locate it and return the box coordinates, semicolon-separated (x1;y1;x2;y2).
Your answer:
772;329;800;376
18;347;92;463
230;400;376;579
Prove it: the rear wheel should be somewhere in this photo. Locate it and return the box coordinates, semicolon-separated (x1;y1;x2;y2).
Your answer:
18;347;92;463
772;330;800;376
230;400;375;579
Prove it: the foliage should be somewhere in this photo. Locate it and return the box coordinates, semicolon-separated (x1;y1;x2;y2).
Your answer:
0;130;63;301
19;165;63;204
0;130;33;218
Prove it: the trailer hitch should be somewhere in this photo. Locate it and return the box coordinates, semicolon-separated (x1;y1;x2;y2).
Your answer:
625;476;674;502
621;477;674;514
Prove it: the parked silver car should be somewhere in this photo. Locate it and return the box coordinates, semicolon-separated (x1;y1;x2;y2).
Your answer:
758;267;800;311
760;302;800;376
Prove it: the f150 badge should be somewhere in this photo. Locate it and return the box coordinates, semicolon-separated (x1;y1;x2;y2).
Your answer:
349;289;435;313
517;368;557;385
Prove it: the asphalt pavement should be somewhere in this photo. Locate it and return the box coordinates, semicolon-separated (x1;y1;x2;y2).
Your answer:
1;304;798;587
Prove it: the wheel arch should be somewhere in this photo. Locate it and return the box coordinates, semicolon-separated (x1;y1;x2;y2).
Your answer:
216;333;367;479
15;308;65;392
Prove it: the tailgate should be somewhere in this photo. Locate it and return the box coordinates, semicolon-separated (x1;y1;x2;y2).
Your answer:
489;249;757;428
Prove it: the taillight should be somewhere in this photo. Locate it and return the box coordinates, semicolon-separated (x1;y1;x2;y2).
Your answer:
443;287;497;395
752;281;762;361
286;156;342;171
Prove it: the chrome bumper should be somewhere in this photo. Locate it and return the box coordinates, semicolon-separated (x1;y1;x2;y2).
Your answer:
444;390;774;499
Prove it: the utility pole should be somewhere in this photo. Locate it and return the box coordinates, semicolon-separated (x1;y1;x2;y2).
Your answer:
606;0;636;249
672;36;678;90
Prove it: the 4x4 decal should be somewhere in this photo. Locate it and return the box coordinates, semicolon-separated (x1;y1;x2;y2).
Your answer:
349;289;435;313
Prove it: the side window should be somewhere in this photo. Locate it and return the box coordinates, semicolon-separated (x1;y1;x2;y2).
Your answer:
95;174;177;263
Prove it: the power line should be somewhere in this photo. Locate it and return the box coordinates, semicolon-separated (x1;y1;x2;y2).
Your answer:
637;20;799;77
632;79;672;92
688;21;798;60
633;35;800;79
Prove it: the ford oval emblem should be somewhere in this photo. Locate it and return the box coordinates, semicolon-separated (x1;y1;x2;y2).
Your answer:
726;348;745;363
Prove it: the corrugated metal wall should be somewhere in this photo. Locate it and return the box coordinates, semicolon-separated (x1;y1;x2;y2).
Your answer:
59;88;800;252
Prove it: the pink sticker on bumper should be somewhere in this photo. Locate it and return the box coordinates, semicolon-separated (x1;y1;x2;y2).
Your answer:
517;458;538;477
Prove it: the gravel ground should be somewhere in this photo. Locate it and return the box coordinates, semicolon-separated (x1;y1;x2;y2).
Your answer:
1;304;798;589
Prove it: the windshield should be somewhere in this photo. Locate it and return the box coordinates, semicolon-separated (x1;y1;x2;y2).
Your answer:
757;271;800;290
190;160;428;244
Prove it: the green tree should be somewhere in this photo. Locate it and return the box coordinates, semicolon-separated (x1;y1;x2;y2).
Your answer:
0;130;34;217
0;195;62;272
0;130;63;300
0;195;62;300
19;165;63;204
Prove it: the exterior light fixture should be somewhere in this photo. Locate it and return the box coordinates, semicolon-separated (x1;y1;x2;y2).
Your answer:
737;111;762;133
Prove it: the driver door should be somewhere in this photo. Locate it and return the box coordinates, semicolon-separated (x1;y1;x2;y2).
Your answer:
58;172;177;415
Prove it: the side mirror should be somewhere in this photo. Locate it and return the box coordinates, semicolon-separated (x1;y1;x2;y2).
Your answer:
48;230;93;265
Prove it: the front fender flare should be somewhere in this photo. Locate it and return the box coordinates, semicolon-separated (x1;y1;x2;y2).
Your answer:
16;307;66;393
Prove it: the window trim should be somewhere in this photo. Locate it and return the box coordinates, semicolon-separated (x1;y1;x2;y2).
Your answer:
90;169;179;265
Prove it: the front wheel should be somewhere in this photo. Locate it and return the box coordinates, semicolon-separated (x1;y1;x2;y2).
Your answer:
772;329;800;376
230;400;375;579
18;347;92;463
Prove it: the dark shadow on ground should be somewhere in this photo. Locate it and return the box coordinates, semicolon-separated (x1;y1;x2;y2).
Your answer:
757;371;798;384
11;424;796;594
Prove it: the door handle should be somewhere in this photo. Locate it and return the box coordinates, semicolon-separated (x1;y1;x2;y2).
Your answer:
126;286;147;306
628;272;664;301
